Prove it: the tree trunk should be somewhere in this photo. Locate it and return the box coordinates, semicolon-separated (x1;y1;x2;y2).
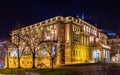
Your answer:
18;56;21;68
18;48;21;68
51;57;54;71
32;53;36;68
6;49;9;68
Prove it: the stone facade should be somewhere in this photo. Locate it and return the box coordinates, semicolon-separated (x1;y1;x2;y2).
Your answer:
5;16;111;68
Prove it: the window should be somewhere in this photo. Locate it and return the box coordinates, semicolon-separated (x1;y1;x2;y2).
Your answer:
52;46;56;57
42;46;47;56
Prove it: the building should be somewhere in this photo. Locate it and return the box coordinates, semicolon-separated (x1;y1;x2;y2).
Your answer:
0;40;8;68
6;16;111;68
108;36;120;62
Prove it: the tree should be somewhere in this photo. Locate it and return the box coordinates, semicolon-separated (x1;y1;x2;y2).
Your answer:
11;22;65;69
11;22;25;68
0;41;7;68
0;39;11;68
40;25;62;71
12;30;27;68
43;41;60;71
19;27;44;68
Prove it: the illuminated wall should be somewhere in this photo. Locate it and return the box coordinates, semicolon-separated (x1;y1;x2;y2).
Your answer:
4;56;50;68
108;37;120;62
7;16;110;68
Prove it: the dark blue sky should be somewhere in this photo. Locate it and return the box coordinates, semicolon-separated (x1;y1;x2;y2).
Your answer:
0;0;120;37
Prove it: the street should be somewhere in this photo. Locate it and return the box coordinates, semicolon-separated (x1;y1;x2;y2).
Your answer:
56;63;120;75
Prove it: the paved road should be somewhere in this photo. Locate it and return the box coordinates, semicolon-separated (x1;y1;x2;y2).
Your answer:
56;64;110;75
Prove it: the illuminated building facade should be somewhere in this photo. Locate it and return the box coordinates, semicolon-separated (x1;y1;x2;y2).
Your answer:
107;36;120;62
6;16;111;68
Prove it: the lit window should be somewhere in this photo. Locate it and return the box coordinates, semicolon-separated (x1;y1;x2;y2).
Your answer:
52;46;56;57
42;46;47;56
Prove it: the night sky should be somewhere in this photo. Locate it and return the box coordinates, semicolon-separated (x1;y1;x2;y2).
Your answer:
0;0;120;37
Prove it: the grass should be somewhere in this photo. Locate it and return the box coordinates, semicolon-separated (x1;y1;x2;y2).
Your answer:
0;68;25;74
0;68;79;75
40;69;79;75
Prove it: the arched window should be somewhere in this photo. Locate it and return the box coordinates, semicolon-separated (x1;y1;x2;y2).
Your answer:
42;46;47;56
